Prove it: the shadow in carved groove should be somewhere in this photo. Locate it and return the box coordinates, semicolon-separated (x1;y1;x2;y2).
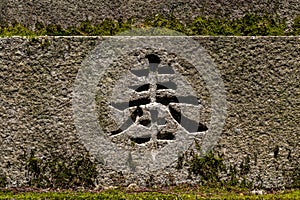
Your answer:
110;54;208;144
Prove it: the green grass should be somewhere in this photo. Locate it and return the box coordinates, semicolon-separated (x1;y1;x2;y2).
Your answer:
0;187;299;199
0;13;299;37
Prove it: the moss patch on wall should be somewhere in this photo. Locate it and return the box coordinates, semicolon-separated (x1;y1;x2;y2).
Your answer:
0;175;7;188
0;13;299;37
292;16;300;35
26;151;97;189
176;140;254;188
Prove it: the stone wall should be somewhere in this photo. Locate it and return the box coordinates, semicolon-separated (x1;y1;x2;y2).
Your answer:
0;36;299;189
0;0;299;28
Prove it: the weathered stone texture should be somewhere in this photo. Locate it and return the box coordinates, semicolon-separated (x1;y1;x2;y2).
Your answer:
0;0;299;27
0;36;299;188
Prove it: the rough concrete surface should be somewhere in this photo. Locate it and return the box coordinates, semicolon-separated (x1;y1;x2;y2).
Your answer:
0;36;299;189
0;0;299;28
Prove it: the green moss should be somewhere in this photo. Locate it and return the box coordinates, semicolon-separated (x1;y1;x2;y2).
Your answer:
185;141;226;186
188;151;225;184
288;167;300;189
239;156;251;175
143;13;287;36
177;140;254;188
0;14;298;37
0;175;7;188
0;187;299;199
144;14;186;33
231;13;286;36
292;16;300;35
77;18;133;36
26;150;97;189
0;23;35;37
175;154;184;170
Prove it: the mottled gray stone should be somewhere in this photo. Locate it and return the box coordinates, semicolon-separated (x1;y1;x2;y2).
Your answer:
0;0;299;29
0;36;299;189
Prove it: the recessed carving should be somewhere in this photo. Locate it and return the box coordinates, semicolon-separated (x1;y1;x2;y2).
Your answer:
110;54;207;145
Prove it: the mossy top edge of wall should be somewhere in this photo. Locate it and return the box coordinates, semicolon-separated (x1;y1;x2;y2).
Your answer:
0;13;299;37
